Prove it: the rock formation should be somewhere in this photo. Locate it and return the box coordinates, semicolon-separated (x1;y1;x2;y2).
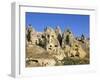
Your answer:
26;25;39;45
62;29;74;47
26;25;90;67
55;26;62;46
44;27;60;52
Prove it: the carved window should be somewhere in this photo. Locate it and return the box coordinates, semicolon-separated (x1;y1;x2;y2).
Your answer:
51;35;54;38
47;35;50;38
50;45;52;47
55;45;58;47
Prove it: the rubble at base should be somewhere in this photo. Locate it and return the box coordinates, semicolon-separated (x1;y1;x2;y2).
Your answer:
26;25;90;67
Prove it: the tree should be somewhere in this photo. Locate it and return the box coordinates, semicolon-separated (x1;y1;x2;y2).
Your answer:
66;35;69;44
81;34;85;41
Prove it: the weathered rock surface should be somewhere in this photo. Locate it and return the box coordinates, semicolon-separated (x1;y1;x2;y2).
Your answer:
26;25;90;67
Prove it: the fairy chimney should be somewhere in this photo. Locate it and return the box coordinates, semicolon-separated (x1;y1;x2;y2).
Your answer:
55;26;62;46
44;27;60;53
62;28;74;48
26;25;39;45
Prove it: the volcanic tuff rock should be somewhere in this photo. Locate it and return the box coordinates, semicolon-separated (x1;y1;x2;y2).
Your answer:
26;25;89;67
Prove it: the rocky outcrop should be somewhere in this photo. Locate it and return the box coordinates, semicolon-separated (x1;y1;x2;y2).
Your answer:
55;26;62;46
26;25;39;45
62;29;74;47
26;25;89;67
44;27;60;52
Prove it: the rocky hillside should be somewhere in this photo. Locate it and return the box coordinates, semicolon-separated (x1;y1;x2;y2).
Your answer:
26;25;89;67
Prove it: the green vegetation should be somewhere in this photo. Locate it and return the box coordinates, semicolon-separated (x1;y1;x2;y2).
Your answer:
62;57;89;65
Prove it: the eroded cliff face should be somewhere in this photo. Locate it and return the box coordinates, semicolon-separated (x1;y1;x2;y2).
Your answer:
26;25;89;67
